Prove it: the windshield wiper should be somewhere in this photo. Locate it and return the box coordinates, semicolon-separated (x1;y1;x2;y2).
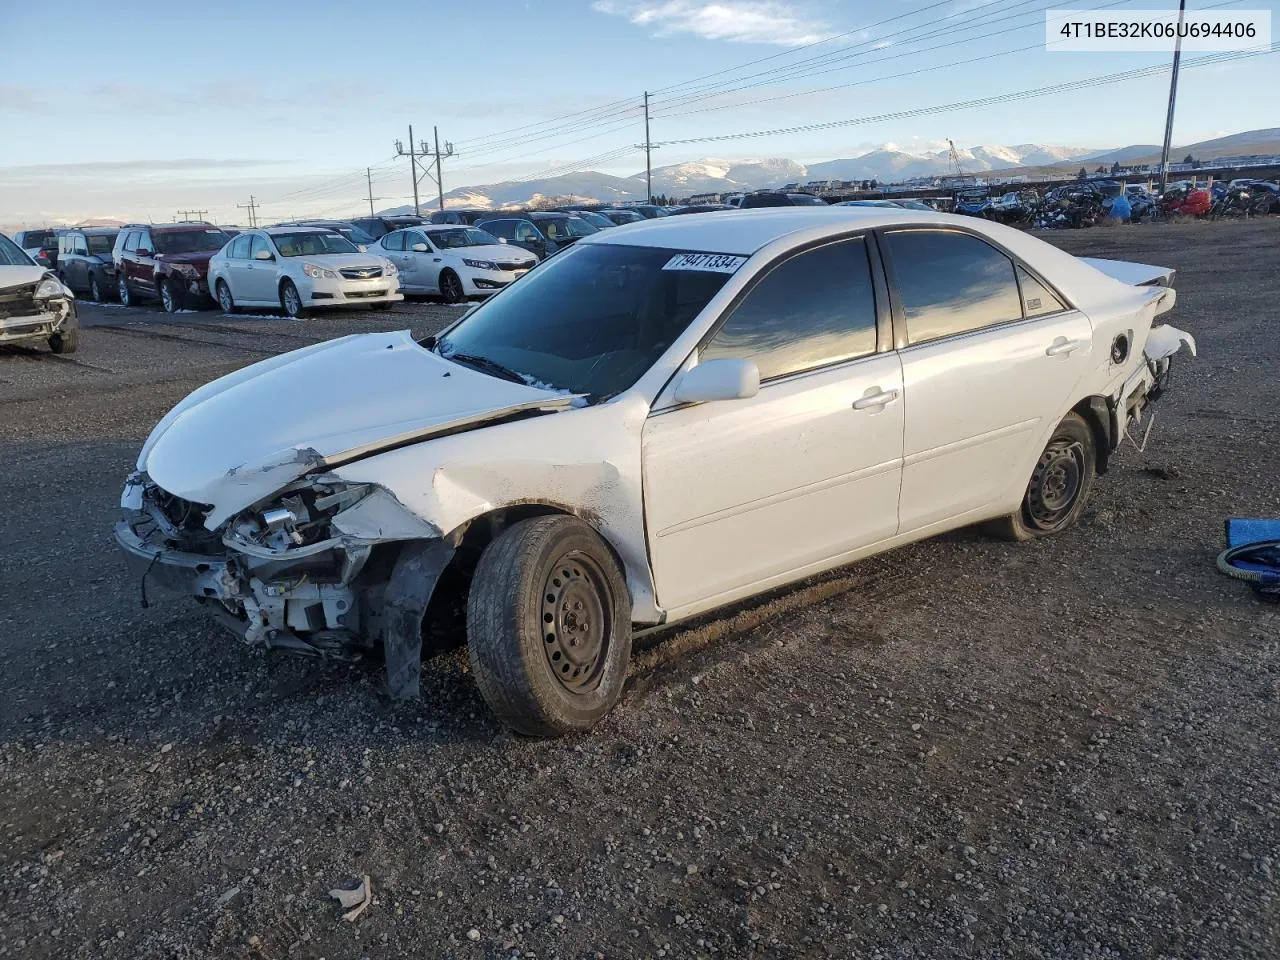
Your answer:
445;351;528;385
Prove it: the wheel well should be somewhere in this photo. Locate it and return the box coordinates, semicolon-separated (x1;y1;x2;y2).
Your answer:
1071;396;1112;474
420;504;624;653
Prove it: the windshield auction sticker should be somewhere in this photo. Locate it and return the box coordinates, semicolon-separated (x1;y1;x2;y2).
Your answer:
1047;9;1270;50
663;253;748;273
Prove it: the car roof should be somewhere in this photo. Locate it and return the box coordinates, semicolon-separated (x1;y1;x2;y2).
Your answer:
263;225;333;235
583;207;956;255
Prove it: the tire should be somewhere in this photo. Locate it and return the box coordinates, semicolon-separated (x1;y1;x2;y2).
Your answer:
986;412;1096;542
439;269;465;304
117;275;132;307
159;276;184;313
467;516;633;737
372;301;394;311
279;279;308;318
216;279;236;314
89;273;104;303
49;329;79;354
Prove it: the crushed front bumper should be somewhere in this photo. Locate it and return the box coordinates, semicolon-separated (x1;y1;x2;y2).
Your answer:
114;513;365;656
0;299;76;344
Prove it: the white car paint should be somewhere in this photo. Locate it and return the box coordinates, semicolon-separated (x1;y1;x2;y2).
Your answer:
116;207;1195;699
207;227;402;313
372;226;538;299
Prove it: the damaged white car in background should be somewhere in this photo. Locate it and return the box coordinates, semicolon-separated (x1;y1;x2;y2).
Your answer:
115;208;1195;736
0;232;79;354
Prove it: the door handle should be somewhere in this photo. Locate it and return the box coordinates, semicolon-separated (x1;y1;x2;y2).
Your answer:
852;388;899;410
1045;337;1080;357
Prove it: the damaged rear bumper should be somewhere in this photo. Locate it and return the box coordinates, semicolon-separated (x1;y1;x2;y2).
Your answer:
1113;324;1197;448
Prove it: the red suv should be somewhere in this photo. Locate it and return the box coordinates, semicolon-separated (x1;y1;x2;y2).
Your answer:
112;222;232;312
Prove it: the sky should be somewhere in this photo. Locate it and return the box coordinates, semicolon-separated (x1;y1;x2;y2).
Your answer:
1;0;1276;226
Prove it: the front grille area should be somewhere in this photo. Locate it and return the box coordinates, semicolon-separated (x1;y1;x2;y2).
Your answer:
340;266;383;280
344;289;388;299
0;282;40;319
495;261;534;272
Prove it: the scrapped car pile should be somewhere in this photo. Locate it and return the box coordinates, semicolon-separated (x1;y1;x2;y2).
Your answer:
952;177;1280;229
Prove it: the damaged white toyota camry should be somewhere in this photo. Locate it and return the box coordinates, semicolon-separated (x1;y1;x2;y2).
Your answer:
115;208;1195;735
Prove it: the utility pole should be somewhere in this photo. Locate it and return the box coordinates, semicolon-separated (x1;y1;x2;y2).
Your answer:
236;196;259;228
365;167;382;217
1158;0;1187;196
644;91;652;203
396;125;454;214
174;208;208;222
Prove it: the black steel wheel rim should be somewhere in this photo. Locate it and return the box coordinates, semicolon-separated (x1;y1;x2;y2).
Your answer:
540;551;612;693
1024;438;1085;531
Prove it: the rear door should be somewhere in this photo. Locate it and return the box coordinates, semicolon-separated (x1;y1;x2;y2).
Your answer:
881;228;1093;533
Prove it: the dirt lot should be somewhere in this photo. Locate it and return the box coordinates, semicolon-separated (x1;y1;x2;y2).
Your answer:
2;220;1279;959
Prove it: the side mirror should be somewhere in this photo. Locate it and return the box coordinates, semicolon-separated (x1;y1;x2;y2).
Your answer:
136;248;152;258
253;249;274;261
497;237;508;244
411;242;429;253
672;358;760;405
357;243;367;252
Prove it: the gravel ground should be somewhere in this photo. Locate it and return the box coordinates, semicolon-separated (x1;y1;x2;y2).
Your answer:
2;220;1278;959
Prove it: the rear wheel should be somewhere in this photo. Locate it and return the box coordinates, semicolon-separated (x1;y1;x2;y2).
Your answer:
439;269;465;304
467;516;632;736
279;279;308;318
987;412;1096;542
160;276;184;313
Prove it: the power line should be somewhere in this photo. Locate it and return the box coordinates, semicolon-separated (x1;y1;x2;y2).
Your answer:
648;45;1276;148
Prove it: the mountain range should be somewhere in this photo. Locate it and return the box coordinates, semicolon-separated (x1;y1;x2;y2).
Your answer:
376;127;1280;214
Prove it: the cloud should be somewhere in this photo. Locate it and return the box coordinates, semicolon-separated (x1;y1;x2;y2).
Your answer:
0;84;47;111
0;158;281;182
593;1;828;46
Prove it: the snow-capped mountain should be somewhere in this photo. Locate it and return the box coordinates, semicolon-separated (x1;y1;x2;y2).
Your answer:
380;143;1097;213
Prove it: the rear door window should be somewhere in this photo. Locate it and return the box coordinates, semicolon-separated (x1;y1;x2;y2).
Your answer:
700;237;879;381
1016;265;1066;318
883;230;1022;345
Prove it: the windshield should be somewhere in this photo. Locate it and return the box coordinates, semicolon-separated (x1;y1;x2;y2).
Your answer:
434;244;734;401
271;232;358;256
574;211;614;228
788;194;828;206
153;228;230;254
0;234;35;265
87;233;117;254
428;228;499;249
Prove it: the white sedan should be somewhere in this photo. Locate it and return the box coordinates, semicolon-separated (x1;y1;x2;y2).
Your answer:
115;208;1194;736
208;227;402;318
372;225;538;302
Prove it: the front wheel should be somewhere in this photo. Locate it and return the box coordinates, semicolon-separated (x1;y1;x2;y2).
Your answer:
117;275;131;307
216;279;236;314
438;269;465;304
159;276;184;313
279;279;308;318
49;329;79;354
467;516;633;737
89;273;104;303
987;412;1096;542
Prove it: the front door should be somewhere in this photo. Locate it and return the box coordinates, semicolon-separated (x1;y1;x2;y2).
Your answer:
642;235;904;615
880;228;1094;532
244;234;278;303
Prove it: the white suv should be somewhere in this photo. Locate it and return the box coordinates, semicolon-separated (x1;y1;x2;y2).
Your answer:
209;227;401;318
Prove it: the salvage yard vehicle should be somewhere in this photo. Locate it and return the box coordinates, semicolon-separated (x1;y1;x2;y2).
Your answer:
113;222;232;312
372;225;537;302
475;211;599;261
115;208;1195;736
0;231;79;353
208;226;402;318
57;227;119;302
13;228;60;268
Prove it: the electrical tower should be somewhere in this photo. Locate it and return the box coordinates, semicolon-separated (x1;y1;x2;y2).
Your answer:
395;125;455;214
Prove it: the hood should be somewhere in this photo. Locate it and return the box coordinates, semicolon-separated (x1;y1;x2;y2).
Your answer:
157;250;218;267
450;244;535;263
292;252;389;268
0;265;50;289
140;330;581;527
